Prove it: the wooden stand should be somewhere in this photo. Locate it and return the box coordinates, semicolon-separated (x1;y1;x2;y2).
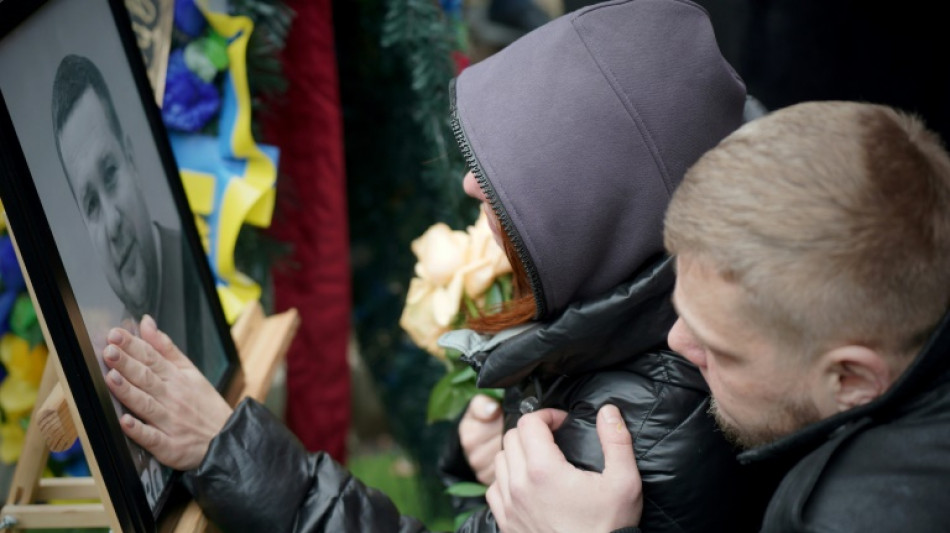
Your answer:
0;218;300;532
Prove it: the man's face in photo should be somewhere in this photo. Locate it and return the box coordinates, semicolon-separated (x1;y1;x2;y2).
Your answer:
668;256;823;449
58;88;157;316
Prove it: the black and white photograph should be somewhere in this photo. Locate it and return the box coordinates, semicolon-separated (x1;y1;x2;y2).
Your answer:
0;0;238;528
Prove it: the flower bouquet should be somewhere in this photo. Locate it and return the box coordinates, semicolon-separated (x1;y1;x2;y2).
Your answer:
399;211;511;423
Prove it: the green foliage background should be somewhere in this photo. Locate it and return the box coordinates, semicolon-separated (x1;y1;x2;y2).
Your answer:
333;0;478;524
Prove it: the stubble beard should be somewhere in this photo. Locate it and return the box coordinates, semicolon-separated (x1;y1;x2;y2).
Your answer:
708;396;822;450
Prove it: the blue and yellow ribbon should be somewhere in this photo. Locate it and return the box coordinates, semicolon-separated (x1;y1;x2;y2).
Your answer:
172;2;280;323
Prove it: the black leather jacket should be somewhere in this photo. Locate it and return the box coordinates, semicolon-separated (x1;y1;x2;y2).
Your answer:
183;398;428;533
744;313;950;532
440;257;778;532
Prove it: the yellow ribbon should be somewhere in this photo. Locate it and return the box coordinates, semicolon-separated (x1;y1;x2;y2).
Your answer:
176;2;279;323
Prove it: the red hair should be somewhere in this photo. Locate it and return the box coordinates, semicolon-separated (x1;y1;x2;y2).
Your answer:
465;229;537;333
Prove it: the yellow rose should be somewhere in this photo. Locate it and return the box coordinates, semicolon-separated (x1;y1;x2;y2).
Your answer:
399;278;449;358
401;213;516;357
411;223;470;287
462;211;512;298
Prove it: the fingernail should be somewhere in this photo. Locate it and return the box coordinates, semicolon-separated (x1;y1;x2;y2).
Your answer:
143;314;156;330
121;414;135;428
104;345;119;362
108;369;122;385
482;399;499;417
600;404;620;425
108;329;123;345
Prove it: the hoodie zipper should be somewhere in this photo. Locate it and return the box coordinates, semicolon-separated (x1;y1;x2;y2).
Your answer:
449;85;547;318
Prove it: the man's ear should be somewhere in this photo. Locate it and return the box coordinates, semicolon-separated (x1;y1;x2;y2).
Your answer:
819;345;893;413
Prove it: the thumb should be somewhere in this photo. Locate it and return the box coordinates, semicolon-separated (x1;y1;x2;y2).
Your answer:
469;394;502;422
596;404;638;477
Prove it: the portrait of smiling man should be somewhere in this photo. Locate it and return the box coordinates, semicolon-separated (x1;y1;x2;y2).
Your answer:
53;55;159;323
488;101;950;532
51;54;214;372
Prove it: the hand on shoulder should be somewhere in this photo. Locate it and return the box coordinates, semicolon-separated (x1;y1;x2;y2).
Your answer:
487;405;643;533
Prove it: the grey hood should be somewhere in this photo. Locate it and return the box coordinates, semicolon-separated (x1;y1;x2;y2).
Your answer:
451;0;745;318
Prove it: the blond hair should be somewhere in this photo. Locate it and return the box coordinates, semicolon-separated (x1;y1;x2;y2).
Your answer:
665;101;950;358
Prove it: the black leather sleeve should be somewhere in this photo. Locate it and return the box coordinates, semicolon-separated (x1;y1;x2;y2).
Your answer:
183;399;429;533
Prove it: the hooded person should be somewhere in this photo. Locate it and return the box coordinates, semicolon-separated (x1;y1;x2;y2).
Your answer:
438;0;777;530
99;0;777;531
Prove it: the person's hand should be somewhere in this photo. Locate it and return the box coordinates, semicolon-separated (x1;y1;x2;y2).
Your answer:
487;405;642;533
460;394;504;485
102;314;233;471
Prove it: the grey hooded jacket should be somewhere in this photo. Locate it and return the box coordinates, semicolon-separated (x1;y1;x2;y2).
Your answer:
440;0;777;530
181;1;778;531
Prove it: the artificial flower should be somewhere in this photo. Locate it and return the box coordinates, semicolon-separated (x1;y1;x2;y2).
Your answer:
0;333;46;386
0;235;24;338
162;49;221;132
184;33;229;83
174;0;207;38
9;295;42;348
0;375;38;419
0;421;24;464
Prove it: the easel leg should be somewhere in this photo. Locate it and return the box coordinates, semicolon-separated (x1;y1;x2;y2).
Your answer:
4;360;57;507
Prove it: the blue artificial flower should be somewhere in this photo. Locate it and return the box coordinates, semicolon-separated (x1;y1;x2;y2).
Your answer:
50;439;91;478
440;0;464;17
174;0;207;38
0;291;17;338
0;236;23;338
50;438;83;463
0;236;23;294
162;49;221;133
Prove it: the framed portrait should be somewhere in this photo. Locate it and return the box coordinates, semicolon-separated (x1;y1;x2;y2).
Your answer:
0;0;240;530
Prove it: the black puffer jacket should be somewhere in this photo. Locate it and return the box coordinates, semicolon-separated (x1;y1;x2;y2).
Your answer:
439;258;777;532
745;314;950;532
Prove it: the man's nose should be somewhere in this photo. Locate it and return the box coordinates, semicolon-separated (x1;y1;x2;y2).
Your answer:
104;203;124;243
668;318;706;369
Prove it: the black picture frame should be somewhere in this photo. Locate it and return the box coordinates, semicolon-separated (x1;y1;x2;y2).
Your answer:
0;0;240;530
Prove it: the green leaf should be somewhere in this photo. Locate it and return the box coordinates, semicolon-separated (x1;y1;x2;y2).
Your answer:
483;280;504;308
478;388;505;402
463;294;480;318
446;482;488;497
427;365;478;423
497;273;513;301
450;365;476;384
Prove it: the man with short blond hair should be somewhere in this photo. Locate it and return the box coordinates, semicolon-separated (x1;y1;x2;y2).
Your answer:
488;101;950;532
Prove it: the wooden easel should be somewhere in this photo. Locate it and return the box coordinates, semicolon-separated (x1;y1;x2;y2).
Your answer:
0;220;300;532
